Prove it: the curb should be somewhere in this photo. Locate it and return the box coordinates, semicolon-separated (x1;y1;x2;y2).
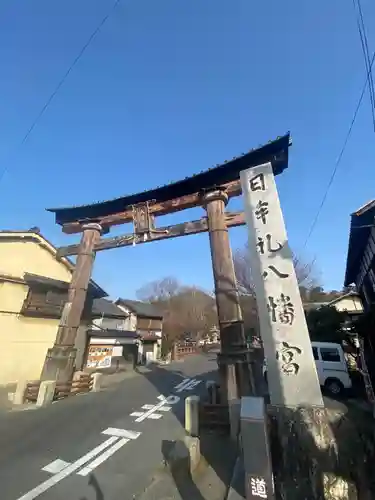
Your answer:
225;456;245;500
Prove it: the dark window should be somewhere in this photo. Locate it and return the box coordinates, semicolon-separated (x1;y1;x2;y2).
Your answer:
22;285;94;320
21;288;65;318
46;290;66;308
320;348;340;363
312;347;319;360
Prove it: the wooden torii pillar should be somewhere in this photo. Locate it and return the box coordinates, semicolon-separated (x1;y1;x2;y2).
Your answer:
40;223;103;382
203;190;255;406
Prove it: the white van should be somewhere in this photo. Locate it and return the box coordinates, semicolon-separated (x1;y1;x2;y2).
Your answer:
263;341;352;396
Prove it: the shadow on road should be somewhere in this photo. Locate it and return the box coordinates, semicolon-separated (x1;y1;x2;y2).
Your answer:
134;350;240;499
138;350;375;499
80;474;104;500
161;439;206;500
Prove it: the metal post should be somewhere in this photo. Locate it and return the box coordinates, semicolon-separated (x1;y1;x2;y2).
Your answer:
203;191;254;411
40;223;103;382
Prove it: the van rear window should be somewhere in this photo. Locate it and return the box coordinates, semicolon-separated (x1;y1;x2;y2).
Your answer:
320;348;340;362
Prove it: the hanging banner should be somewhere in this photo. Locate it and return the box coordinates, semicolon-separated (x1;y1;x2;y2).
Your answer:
240;162;323;407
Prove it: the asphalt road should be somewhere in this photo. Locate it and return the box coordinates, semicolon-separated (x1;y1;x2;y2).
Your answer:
0;352;219;500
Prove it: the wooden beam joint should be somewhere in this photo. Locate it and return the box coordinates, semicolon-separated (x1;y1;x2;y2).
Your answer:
57;211;246;257
62;179;242;234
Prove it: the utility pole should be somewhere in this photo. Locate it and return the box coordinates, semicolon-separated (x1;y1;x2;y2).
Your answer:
203;190;254;423
41;223;103;382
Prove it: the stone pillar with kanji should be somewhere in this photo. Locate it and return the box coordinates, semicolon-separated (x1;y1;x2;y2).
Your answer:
240;164;355;499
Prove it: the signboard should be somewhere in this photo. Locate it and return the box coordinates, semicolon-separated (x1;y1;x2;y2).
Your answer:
86;345;113;369
240;163;323;407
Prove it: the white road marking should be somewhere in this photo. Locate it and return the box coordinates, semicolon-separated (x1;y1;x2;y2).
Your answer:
143;403;171;411
24;428;142;499
18;437;118;500
134;398;167;422
159;405;172;412
174;378;202;392
130;411;144;417
174;378;191;390
102;427;141;439
159;394;180;405
131;394;180;423
184;379;202;391
77;437;129;477
42;459;70;474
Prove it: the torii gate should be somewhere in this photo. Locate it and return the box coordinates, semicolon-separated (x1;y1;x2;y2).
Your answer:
41;134;291;405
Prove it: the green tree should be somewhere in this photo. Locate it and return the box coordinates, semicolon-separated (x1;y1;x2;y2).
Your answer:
305;306;349;343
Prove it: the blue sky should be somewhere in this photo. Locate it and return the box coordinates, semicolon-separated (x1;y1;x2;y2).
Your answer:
0;0;375;299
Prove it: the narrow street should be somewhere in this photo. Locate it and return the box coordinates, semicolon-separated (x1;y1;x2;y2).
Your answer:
0;353;218;500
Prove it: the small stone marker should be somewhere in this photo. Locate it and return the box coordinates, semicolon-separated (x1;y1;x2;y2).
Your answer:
13;380;28;405
36;380;56;407
241;397;274;500
91;372;103;392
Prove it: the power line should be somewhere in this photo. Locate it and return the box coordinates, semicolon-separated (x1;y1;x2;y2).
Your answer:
0;0;122;185
299;49;375;255
352;0;375;132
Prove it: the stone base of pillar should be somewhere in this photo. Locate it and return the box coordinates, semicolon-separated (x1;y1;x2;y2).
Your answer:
217;355;254;400
269;405;366;499
217;321;255;400
40;346;77;382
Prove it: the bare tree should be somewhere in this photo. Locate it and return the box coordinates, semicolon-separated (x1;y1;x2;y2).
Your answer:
233;243;321;339
136;277;181;302
233;243;321;296
176;287;217;339
136;278;217;354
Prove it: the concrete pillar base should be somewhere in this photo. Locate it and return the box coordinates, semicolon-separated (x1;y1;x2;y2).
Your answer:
91;373;103;392
40;346;77;382
36;380;56;407
13;380;28;405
